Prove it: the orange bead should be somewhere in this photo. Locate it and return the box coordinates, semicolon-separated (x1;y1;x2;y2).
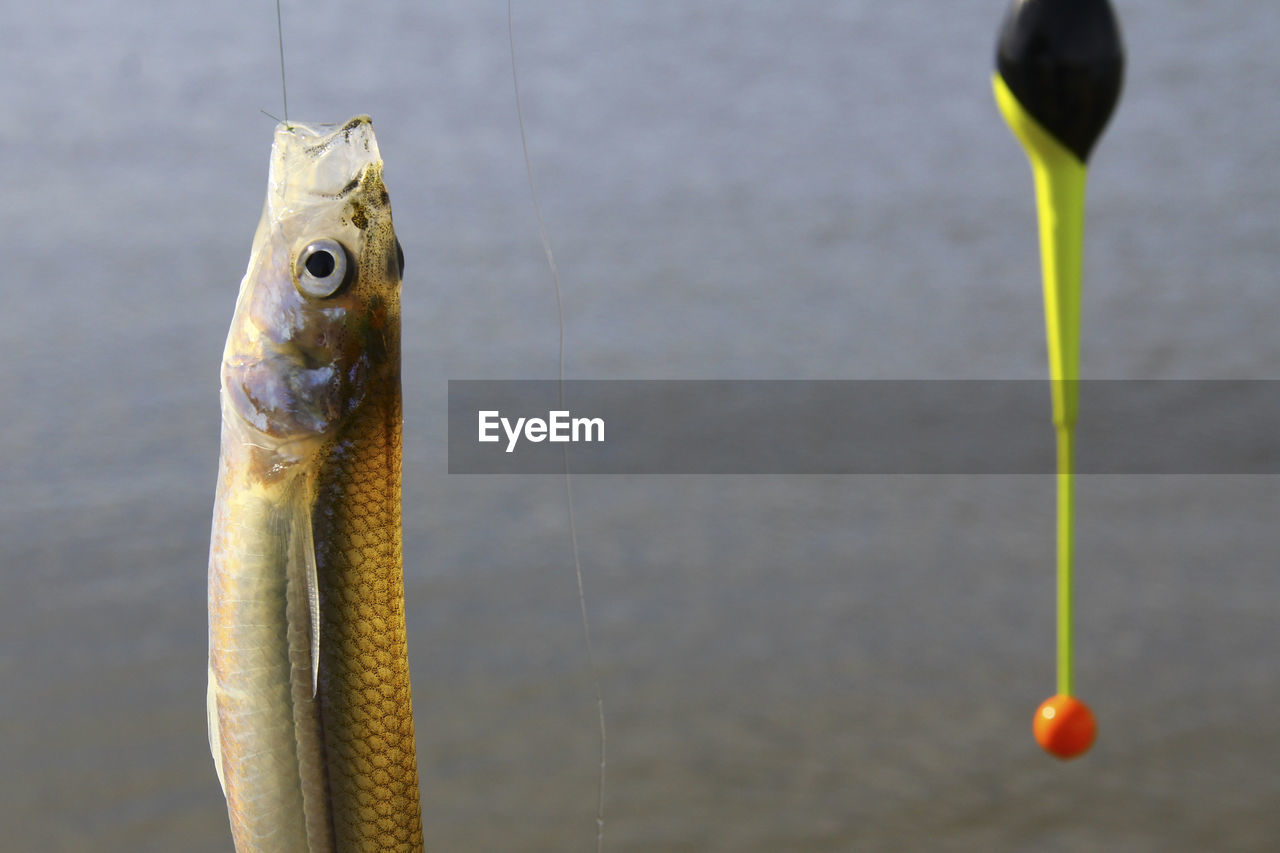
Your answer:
1033;694;1097;759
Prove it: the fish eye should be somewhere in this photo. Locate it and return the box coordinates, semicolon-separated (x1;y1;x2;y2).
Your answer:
295;239;351;298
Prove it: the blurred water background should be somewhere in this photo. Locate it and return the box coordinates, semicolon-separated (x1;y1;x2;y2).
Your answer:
2;1;1278;850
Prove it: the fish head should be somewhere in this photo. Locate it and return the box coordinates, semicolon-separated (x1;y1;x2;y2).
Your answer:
221;116;404;461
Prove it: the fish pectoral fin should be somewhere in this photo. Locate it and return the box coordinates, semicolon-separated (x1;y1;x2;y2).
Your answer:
206;671;228;796
289;491;322;698
306;522;321;698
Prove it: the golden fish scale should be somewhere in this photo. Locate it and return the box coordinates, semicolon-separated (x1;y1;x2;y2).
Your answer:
314;377;423;852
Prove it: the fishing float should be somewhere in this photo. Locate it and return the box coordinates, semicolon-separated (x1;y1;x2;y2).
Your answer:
992;0;1124;759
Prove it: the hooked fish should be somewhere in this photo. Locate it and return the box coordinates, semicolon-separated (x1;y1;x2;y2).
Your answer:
207;116;422;852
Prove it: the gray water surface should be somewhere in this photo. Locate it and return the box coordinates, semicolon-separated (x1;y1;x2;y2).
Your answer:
2;2;1278;850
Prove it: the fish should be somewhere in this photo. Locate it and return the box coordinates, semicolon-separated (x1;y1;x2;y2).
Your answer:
207;115;422;852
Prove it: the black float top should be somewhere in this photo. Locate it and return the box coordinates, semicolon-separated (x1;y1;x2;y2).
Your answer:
995;0;1125;162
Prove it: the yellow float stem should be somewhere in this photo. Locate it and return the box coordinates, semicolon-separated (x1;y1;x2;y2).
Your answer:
1055;425;1074;696
993;73;1087;697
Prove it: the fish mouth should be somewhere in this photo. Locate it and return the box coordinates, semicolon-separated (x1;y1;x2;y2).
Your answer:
267;115;383;205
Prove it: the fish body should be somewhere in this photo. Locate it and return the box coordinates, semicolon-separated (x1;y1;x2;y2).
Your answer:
208;116;422;852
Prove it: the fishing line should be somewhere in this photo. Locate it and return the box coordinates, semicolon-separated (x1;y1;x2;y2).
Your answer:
274;0;290;127
508;3;606;849
260;1;291;126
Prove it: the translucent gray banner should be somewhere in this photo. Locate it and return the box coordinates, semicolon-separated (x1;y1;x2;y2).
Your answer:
447;380;1280;474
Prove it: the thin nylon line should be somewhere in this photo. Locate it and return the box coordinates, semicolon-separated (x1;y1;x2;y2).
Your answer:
275;0;289;126
508;4;606;850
